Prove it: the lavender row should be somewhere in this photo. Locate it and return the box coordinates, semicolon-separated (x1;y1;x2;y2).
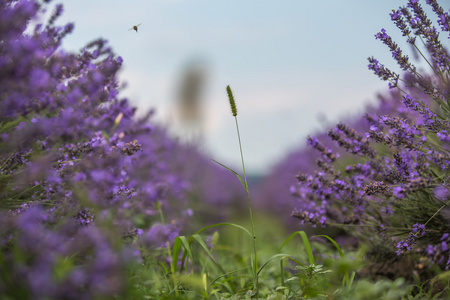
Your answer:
259;0;450;280
0;1;243;298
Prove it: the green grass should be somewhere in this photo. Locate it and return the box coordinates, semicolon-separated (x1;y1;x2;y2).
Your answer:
125;211;444;299
121;85;450;299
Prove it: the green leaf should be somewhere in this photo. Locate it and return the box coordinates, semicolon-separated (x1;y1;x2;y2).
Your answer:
210;266;250;287
171;237;182;273
212;159;248;191
193;222;252;240
257;253;303;276
313;235;345;259
179;235;192;272
349;271;356;288
280;231;315;265
192;234;218;265
314;234;354;288
172;236;193;273
211;231;219;248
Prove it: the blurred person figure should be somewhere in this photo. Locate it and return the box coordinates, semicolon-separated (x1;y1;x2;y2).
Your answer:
172;58;209;142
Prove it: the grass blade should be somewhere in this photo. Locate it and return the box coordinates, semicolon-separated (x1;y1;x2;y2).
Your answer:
179;236;192;258
314;235;345;259
280;231;315;265
179;235;193;265
193;222;252;239
315;234;354;288
192;234;218;265
212;159;248;191
172;237;182;273
257;253;303;276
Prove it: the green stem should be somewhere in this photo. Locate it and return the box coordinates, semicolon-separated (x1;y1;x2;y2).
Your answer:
156;201;165;225
414;39;444;83
234;116;258;293
424;199;450;227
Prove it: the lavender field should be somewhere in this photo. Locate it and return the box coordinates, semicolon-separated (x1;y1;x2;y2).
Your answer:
1;0;450;299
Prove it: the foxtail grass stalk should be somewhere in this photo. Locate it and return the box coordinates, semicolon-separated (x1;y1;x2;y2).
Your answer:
226;85;258;293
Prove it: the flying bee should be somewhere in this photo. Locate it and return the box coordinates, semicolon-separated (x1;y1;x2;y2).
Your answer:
128;23;142;32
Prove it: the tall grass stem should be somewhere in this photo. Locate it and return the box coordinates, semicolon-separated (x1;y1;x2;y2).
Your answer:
234;115;258;292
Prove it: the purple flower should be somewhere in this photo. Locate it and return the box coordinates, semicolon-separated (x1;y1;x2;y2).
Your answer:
434;185;450;201
0;1;246;298
142;223;179;248
396;224;425;255
393;186;405;198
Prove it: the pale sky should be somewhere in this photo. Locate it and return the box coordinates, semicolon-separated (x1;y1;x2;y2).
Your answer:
52;0;448;175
